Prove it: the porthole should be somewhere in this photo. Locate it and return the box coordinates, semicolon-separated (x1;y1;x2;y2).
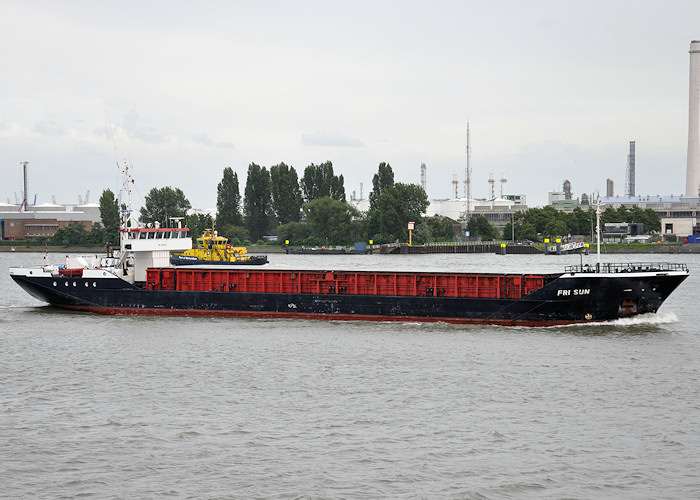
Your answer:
73;282;77;287
53;281;57;287
85;282;89;287
64;282;69;287
93;282;97;287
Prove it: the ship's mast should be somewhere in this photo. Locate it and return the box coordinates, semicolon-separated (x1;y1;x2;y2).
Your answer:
119;162;136;231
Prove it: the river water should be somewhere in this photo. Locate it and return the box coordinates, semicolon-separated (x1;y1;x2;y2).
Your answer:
2;251;699;499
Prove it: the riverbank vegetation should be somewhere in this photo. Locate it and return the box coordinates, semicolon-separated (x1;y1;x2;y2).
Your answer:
34;161;664;248
503;205;661;243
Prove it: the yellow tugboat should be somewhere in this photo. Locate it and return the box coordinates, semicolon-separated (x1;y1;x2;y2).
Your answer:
170;227;268;266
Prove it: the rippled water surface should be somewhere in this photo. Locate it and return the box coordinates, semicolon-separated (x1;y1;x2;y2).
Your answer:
2;251;700;498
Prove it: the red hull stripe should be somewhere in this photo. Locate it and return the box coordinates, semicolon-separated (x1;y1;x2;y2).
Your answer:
59;305;584;327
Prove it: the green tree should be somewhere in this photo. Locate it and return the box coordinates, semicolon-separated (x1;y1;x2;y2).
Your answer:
599;205;660;233
304;197;359;245
467;215;500;241
543;218;568;239
369;183;428;243
413;221;433;245
139;186;191;226
413;218;455;244
369;162;394;210
532;206;561;234
511;206;566;240
243;163;273;242
276;221;312;245
642;208;661;232
440;218;456;240
270;163;303;224
503;220;515;241
98;189;120;245
90;222;106;246
301;161;345;202
220;224;250;246
565;206;595;236
617;204;631;222
506;213;540;241
185;213;212;241
330;174;346;202
216;167;243;228
628;205;645;228
519;221;539;241
51;223;97;247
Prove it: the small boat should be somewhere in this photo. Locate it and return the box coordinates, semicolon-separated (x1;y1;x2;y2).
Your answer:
170;228;268;266
285;246;365;255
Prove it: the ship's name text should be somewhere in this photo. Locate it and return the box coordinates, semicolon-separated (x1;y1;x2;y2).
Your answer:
557;288;591;296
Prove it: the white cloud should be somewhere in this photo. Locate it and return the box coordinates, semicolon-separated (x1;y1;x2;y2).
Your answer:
1;0;699;209
301;131;365;148
193;134;235;149
33;120;68;137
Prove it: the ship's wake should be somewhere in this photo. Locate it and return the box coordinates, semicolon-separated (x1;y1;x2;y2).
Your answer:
548;312;679;332
609;311;678;326
555;311;679;329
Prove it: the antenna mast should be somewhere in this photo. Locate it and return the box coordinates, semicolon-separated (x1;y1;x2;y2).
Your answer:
465;123;471;222
595;193;602;265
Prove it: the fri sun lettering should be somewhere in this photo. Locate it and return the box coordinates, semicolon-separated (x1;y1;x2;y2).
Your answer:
557;289;591;296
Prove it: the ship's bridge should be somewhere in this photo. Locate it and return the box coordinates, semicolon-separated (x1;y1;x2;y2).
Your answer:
124;227;192;252
121;226;193;282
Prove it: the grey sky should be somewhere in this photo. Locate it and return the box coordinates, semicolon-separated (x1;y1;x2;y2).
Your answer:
1;0;699;209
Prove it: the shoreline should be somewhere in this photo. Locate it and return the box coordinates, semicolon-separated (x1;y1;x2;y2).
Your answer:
3;244;700;254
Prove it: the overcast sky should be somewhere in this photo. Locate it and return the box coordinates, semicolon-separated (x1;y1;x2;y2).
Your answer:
2;0;699;210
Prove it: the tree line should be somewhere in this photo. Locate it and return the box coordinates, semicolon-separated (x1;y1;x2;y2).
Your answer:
502;205;661;242
49;161;662;247
50;161;440;247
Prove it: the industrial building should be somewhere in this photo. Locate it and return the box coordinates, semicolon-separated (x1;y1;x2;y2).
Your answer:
599;195;700;237
1;162;101;240
349;163;527;233
0;202;101;240
542;41;700;238
425;196;526;231
588;41;700;237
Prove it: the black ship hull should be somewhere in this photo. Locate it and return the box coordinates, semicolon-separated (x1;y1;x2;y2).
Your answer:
10;266;689;326
170;255;268;266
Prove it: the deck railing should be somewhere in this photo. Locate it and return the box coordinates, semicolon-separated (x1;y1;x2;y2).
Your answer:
564;262;688;274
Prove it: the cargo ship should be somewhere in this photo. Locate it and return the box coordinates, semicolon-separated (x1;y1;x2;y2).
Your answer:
7;165;690;326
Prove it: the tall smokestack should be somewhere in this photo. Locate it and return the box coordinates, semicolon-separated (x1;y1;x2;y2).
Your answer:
687;40;700;196
625;141;635;197
21;161;29;211
420;163;427;194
